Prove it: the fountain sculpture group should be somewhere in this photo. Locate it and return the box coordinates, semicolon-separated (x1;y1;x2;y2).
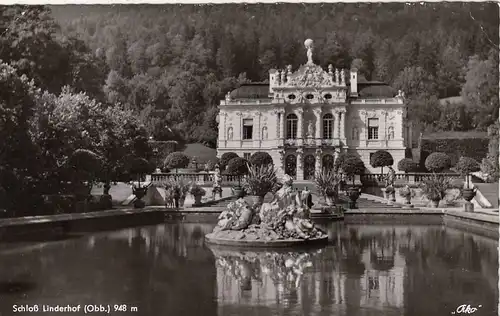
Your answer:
205;174;328;247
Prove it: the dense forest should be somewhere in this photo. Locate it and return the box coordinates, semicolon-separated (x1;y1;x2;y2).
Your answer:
9;3;500;148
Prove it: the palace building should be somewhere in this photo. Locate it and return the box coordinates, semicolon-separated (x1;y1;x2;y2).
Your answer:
217;39;409;180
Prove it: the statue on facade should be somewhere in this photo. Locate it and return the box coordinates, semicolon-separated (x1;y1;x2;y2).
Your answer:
262;126;268;140
304;39;314;65
340;69;345;85
307;121;314;138
227;127;233;140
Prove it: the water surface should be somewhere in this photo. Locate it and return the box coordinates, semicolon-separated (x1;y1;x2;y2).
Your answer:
0;222;497;316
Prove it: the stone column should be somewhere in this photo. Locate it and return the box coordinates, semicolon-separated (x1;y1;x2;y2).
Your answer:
296;148;304;181
314;108;322;138
254;111;261;147
220;112;227;140
297;108;304;139
397;110;404;139
339;109;346;140
278;149;285;176
334;110;340;139
235;111;243;141
280;110;285;139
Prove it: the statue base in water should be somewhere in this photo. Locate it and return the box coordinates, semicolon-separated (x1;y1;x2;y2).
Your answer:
205;229;328;248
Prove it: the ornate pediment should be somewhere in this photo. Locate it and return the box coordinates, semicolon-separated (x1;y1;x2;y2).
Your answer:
287;64;334;88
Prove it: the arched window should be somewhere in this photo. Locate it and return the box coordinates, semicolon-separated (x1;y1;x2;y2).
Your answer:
323;113;334;139
286;114;298;139
387;126;395;140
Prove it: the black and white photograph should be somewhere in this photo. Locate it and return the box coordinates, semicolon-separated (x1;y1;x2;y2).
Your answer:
0;2;498;316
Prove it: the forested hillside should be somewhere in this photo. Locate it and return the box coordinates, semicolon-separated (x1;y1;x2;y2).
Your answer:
47;3;498;147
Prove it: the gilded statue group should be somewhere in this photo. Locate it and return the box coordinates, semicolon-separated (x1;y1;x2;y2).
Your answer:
213;174;326;240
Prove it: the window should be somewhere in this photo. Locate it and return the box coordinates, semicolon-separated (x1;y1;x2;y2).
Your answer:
322;113;334;139
243;153;251;160
243;119;253;140
368;118;379;140
286;114;298;139
324;94;332;100
288;94;296;100
306;94;314;100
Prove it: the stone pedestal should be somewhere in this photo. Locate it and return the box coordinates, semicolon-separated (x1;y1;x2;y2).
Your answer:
464;201;474;212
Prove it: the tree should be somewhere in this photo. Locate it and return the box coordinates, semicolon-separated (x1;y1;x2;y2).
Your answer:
220;152;239;170
340;155;365;185
425;152;452;173
225;157;249;186
164;152;190;172
370;150;394;175
454;157;480;188
461;50;499;129
249;152;274;166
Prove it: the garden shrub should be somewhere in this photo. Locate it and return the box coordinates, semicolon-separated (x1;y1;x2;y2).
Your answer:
164;152;190;169
220;152;239;169
397;158;419;173
370;150;394;173
425;152;452;173
419;138;489;168
249;151;274;166
225;157;249;176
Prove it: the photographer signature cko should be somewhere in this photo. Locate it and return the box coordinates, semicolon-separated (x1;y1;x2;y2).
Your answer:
451;304;483;314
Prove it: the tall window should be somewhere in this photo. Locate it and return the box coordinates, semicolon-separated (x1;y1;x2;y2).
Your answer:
243;119;253;140
368;118;379;140
243;153;251;160
286;114;298;139
323;113;334;139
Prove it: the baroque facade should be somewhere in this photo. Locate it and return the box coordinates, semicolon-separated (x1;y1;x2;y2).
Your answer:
217;39;408;180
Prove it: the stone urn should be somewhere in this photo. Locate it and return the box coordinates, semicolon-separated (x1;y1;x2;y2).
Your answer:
193;194;203;205
232;186;245;198
99;182;113;210
347;187;360;209
461;188;477;202
324;195;335;206
430;199;440;208
132;186;148;209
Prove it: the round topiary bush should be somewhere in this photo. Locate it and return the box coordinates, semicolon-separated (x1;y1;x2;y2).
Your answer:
225;157;249;176
249;151;274;166
370;150;394;174
455;157;480;188
164;152;190;170
340;155;365;185
220;152;239;170
425;152;452;173
397;158;419;173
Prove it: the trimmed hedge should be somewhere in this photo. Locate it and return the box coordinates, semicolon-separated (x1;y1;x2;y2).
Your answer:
419;137;489;168
397;158;419;172
425;152;452;173
250;151;274;166
370;150;394;169
225;157;249;176
220;152;239;169
164;152;190;169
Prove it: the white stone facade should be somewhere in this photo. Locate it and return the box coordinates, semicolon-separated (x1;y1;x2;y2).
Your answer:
217;40;407;180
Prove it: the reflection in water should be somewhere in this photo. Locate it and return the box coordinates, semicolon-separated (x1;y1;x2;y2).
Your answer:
0;223;497;316
211;247;322;306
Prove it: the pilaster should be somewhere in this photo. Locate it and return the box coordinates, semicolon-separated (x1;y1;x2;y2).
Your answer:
296;148;304;181
296;107;304;146
315;148;322;175
339;109;346;141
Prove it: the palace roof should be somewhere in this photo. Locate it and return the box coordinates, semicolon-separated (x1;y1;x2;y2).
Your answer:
229;83;270;99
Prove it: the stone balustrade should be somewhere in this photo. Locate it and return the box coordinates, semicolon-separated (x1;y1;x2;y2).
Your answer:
150;173;241;187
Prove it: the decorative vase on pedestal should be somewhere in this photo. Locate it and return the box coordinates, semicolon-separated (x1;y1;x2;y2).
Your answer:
348;187;360;209
133;186;148;209
431;199;440;208
462;188;477;202
193;194;203;206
